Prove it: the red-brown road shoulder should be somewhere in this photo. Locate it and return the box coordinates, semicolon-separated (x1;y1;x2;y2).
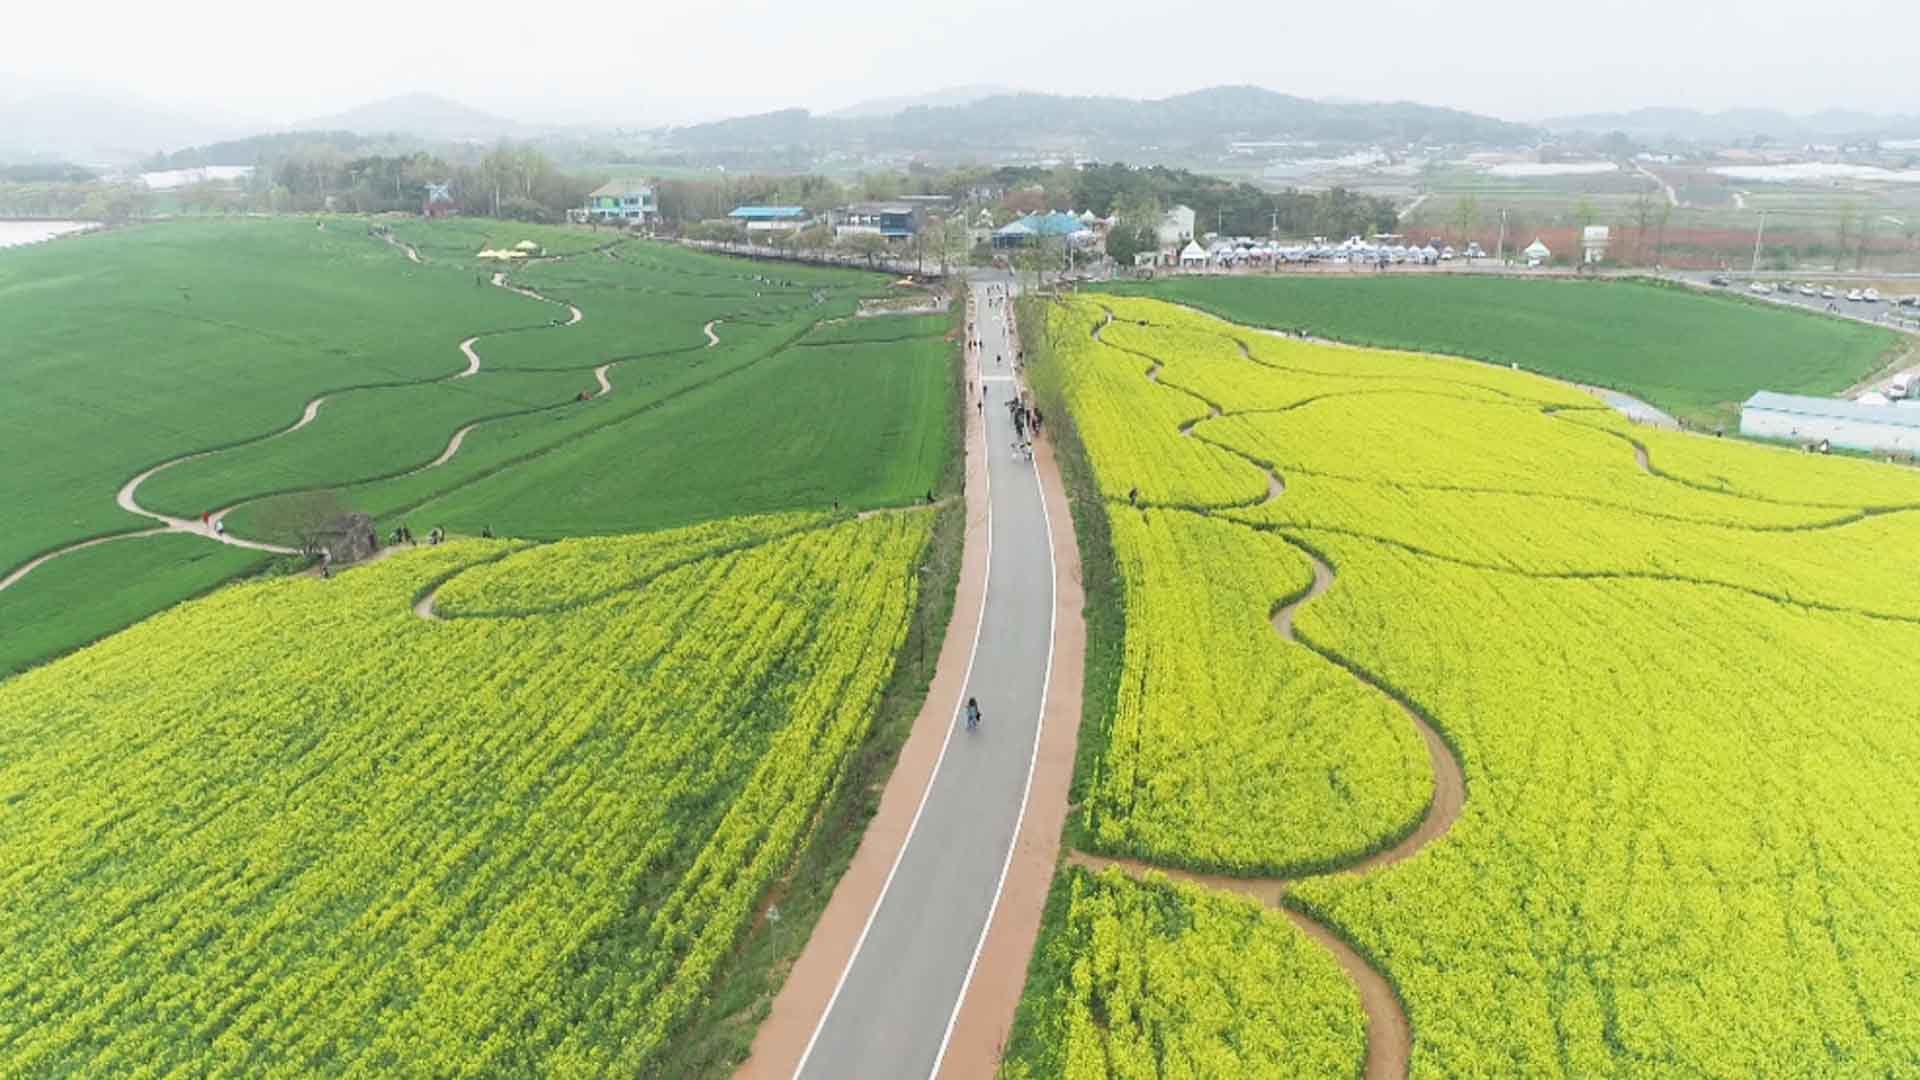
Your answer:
934;423;1085;1079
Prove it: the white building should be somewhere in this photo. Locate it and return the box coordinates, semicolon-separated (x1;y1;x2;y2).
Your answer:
583;181;658;224
1740;391;1920;452
1157;205;1196;247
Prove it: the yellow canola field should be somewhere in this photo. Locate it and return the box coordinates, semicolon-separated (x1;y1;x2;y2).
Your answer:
1561;406;1920;508
1001;868;1365;1080
0;513;929;1077
1045;299;1269;508
433;509;825;616
1090;507;1431;874
1022;294;1920;1077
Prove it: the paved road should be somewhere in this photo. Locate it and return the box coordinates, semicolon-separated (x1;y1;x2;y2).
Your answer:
1671;271;1920;332
795;273;1056;1080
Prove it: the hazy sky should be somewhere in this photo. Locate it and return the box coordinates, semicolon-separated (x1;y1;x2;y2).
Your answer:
9;0;1918;125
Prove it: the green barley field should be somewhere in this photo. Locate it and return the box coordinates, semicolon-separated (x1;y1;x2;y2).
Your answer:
0;218;955;674
1103;275;1905;427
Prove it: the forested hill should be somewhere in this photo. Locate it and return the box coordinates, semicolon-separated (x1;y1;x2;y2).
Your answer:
666;86;1538;155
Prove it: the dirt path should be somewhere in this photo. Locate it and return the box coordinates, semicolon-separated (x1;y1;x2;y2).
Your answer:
1066;297;1479;1079
1053;541;1459;1080
0;527;169;590
1635;163;1680;208
380;232;422;263
593;364;613;396
704;319;722;347
1;256;587;594
1064;850;1409;1079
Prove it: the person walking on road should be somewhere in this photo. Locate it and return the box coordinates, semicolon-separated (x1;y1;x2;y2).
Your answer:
965;697;982;731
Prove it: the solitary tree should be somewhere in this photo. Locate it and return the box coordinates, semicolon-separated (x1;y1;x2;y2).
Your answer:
256;490;352;556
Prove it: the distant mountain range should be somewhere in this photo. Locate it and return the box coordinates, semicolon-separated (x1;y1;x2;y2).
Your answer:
295;93;527;141
826;85;1018;120
1546;106;1920;142
0;80;253;165
667;86;1539;158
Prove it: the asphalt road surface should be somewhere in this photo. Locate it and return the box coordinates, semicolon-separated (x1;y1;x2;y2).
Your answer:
795;272;1055;1080
1674;271;1920;332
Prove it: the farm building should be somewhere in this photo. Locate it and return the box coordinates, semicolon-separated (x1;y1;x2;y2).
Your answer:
833;202;920;240
1740;391;1920;452
727;206;811;233
583;181;658;224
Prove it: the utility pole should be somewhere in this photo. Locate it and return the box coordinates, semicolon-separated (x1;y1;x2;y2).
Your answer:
1495;208;1508;263
1269;208;1279;238
1750;209;1767;274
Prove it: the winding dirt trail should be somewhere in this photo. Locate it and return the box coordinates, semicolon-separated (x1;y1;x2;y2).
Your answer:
703;319;721;347
1068;534;1463;1079
1076;298;1472;1079
380;232;422;263
0;527;169;590
592;364;613;396
1;251;589;593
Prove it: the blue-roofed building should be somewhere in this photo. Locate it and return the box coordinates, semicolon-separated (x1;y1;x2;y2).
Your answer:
727;206;811;233
991;211;1093;250
1740;390;1920;452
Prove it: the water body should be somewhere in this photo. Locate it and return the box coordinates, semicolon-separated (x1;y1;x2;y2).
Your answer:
0;221;95;249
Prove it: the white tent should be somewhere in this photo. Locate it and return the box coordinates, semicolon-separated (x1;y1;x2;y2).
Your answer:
1523;238;1551;266
1179;241;1208;266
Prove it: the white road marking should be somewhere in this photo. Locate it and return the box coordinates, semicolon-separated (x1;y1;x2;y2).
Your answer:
792;299;1000;1080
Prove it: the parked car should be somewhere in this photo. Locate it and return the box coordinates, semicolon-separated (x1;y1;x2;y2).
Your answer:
1799;284;1818;296
1464;242;1485;259
1847;289;1865;302
1863;288;1882;303
1822;287;1838;300
1749;282;1773;295
1710;274;1731;286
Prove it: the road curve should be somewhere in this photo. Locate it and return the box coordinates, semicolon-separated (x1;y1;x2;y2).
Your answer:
790;274;1058;1080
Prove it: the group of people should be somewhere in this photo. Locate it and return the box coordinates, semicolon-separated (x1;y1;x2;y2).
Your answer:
386;524;455;547
1008;396;1042;461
